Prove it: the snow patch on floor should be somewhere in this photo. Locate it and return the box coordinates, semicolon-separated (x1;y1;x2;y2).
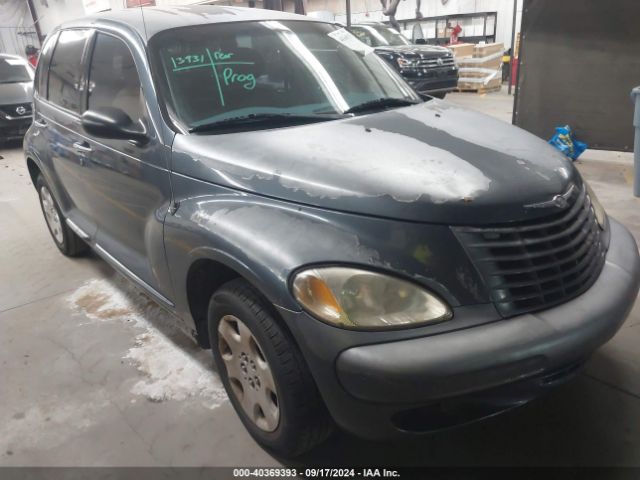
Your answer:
67;278;227;409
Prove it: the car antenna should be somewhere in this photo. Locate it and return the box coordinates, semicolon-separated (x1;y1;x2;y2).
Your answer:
139;3;150;41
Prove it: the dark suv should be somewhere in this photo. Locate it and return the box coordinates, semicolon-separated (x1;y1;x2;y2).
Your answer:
24;6;640;457
348;22;458;98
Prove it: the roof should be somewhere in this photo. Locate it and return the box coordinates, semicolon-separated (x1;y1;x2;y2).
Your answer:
0;53;26;61
58;5;319;42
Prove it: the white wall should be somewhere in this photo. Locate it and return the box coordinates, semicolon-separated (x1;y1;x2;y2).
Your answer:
31;0;208;37
29;0;522;48
32;0;122;36
0;0;39;56
313;0;522;48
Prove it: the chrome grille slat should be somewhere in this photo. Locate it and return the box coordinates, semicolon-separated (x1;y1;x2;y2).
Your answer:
453;184;606;317
416;55;455;68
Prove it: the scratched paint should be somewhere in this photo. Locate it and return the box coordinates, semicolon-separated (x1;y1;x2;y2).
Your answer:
171;100;578;224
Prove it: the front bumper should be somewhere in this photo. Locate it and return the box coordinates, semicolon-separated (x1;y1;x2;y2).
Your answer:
279;218;639;439
404;68;459;94
0;115;32;141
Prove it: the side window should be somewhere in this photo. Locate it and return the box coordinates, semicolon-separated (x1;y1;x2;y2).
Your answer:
349;28;373;46
88;33;144;123
47;30;90;112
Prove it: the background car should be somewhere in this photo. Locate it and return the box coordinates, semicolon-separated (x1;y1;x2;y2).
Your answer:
0;53;34;144
348;22;458;98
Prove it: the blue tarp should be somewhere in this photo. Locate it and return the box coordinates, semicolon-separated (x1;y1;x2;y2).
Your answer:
549;125;588;161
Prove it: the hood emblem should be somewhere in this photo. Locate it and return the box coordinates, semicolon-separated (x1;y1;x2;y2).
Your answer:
525;184;576;210
16;106;27;115
437;57;444;66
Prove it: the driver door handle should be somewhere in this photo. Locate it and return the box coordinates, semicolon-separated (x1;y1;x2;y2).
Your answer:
73;141;92;153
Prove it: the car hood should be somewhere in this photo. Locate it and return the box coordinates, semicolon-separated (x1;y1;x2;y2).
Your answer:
0;81;33;105
172;100;579;225
374;44;451;57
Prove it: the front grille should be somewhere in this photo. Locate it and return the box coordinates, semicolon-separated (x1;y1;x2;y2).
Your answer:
453;184;607;317
417;54;456;69
0;103;32;118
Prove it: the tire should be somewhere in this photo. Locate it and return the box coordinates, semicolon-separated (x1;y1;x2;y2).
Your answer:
36;174;88;257
208;279;333;456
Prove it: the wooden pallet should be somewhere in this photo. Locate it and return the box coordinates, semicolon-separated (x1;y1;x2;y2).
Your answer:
455;85;502;94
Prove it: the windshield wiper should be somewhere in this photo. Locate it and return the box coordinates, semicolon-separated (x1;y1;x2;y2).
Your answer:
189;112;346;133
343;97;420;115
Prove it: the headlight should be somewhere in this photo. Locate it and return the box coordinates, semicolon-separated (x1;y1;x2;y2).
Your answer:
291;267;452;330
585;181;607;229
396;57;417;69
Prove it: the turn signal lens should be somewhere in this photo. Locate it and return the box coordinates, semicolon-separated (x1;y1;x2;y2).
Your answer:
292;267;452;330
585;182;607;229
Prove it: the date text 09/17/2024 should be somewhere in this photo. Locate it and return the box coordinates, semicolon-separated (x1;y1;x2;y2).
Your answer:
232;468;401;478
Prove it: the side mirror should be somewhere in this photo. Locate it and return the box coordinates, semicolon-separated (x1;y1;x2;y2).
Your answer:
81;107;148;143
415;38;427;45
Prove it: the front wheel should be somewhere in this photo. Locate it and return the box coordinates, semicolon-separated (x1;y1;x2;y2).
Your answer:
208;279;333;456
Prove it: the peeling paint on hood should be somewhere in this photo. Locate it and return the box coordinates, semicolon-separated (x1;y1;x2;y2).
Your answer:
172;101;580;225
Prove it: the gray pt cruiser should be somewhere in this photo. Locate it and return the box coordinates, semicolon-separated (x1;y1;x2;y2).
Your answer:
24;6;640;456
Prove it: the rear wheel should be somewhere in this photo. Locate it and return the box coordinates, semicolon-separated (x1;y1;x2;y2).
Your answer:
36;174;88;257
208;279;333;456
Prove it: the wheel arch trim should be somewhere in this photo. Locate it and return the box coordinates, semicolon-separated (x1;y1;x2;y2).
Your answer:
182;247;299;348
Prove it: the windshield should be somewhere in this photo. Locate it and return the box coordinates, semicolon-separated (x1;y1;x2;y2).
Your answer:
0;57;32;84
348;25;411;47
149;20;419;132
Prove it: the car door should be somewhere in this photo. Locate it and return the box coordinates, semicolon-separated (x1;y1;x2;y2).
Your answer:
81;31;174;304
36;29;98;239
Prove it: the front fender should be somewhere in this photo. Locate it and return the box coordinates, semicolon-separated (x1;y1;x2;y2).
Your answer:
164;173;489;333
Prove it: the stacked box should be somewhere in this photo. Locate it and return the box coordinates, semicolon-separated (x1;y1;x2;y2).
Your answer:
472;42;504;58
448;43;475;58
456;42;504;92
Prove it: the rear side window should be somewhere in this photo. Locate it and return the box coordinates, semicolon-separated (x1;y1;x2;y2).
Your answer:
349;27;374;46
87;33;144;123
35;32;58;97
47;29;90;113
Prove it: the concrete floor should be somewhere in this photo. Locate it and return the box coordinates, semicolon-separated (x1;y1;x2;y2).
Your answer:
2;90;640;467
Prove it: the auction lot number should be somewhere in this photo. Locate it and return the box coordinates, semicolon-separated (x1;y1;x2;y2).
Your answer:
233;468;400;478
